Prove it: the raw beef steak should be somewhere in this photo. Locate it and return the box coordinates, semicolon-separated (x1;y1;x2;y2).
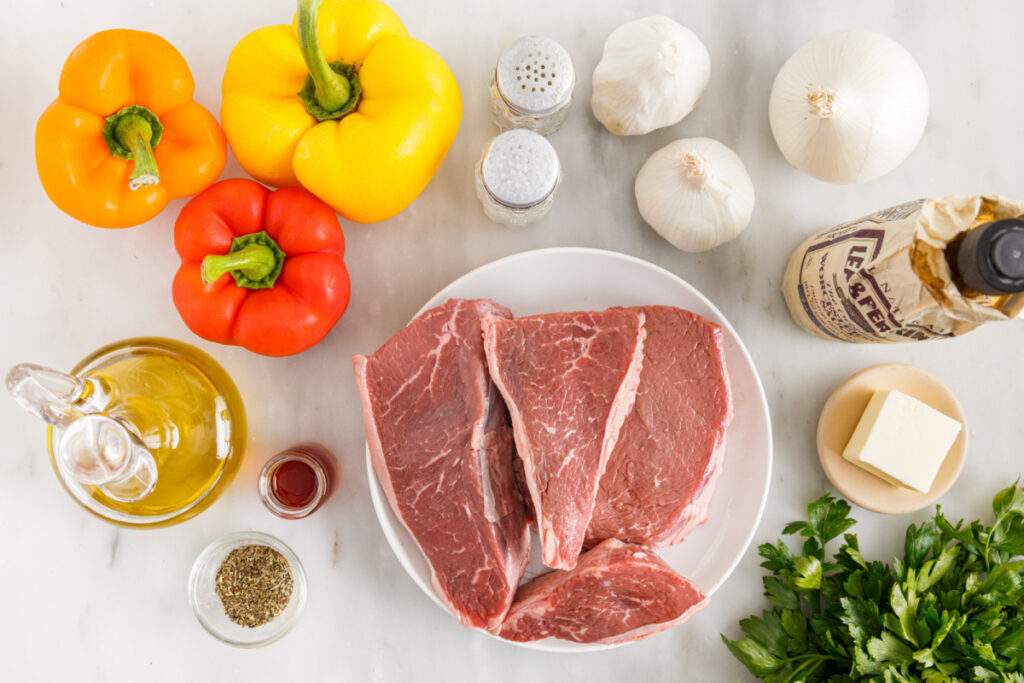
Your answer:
499;539;708;644
586;306;732;547
354;298;530;631
483;309;646;570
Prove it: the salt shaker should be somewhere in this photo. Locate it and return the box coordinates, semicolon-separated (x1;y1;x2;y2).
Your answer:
475;129;561;228
490;36;575;135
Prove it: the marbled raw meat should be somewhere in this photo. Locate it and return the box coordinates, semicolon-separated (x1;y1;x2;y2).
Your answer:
586;306;732;547
499;539;707;644
354;298;530;631
482;309;646;570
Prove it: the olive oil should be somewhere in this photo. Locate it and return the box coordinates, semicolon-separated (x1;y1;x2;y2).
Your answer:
48;338;246;526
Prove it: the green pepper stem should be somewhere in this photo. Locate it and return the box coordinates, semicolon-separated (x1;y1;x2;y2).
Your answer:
114;114;160;190
204;232;286;289
298;0;351;113
203;244;278;285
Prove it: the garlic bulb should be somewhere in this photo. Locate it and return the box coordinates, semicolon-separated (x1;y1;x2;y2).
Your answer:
591;16;710;136
635;137;755;252
769;30;929;184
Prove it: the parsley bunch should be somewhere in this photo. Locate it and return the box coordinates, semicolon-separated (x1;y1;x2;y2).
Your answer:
723;480;1024;682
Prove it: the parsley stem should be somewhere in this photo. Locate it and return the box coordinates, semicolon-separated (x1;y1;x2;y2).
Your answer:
984;511;1006;571
785;656;828;681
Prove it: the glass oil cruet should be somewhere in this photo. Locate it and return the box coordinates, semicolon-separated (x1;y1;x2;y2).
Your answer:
6;337;246;527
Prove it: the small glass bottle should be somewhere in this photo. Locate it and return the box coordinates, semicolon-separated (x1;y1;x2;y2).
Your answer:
475;128;561;228
259;443;337;520
490;35;575;135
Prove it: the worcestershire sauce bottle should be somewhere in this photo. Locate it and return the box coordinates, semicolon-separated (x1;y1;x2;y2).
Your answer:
782;196;1024;343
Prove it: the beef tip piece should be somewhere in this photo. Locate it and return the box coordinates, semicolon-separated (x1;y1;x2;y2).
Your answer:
482;309;646;570
354;298;530;631
499;539;708;644
587;306;733;548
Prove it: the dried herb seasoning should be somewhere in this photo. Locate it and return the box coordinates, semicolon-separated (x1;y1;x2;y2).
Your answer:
215;544;293;628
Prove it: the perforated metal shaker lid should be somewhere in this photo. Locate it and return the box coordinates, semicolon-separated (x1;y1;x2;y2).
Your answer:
481;129;560;209
495;35;574;116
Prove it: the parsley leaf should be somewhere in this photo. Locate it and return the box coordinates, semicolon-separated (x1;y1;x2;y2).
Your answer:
995;621;1024;665
805;493;857;546
781;608;807;653
905;520;940;570
915;545;960;593
793;556;823;590
721;634;785;677
759;539;795;573
739;611;789;659
867;631;915;665
840;596;882;645
764;575;800;611
994;480;1024;519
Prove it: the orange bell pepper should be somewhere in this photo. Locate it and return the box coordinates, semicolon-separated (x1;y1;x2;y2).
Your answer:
36;29;226;228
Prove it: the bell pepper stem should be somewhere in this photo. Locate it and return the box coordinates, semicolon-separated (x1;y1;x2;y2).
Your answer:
102;105;165;191
115;115;160;190
201;231;287;289
203;244;276;284
298;0;351;113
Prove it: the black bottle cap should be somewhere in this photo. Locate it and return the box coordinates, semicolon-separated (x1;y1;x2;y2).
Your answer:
956;218;1024;295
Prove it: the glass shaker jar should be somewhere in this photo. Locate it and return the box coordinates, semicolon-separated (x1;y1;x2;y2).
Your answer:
475;128;561;228
490;35;575;135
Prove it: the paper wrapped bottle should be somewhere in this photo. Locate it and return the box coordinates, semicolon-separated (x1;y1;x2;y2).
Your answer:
783;196;1024;343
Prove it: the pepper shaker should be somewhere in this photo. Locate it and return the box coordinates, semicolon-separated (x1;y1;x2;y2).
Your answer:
475;129;561;228
490;36;575;135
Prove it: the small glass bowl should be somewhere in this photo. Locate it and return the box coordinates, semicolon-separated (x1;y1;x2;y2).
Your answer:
188;531;307;647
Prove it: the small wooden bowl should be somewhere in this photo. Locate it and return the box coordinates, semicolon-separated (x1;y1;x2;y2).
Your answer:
817;364;968;514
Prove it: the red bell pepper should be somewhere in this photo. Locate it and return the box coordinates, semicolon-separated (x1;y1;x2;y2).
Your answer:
172;178;350;356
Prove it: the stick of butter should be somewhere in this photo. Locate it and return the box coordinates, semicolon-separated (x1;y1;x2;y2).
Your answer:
842;389;962;493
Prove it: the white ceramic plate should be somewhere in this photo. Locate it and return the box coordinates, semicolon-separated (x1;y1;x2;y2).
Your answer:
365;247;773;653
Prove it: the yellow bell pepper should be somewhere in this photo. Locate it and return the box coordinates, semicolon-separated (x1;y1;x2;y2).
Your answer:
221;0;462;223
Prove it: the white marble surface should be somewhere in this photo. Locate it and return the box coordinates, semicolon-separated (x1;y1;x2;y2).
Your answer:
2;1;1023;681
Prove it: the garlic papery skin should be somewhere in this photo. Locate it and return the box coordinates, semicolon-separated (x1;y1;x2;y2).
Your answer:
635;137;755;252
591;16;710;136
769;30;929;184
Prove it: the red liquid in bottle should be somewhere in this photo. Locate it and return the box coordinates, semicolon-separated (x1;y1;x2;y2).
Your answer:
270;460;318;508
259;444;338;519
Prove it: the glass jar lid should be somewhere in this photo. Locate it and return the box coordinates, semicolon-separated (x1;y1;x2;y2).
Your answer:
481;129;560;210
495;35;574;116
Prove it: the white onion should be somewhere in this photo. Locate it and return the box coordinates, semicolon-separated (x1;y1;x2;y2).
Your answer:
769;30;929;184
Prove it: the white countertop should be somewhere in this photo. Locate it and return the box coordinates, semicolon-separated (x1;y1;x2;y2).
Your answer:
3;1;1023;681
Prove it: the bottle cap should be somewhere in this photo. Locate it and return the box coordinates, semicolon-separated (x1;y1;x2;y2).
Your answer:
957;218;1024;294
495;36;574;116
481;129;560;210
